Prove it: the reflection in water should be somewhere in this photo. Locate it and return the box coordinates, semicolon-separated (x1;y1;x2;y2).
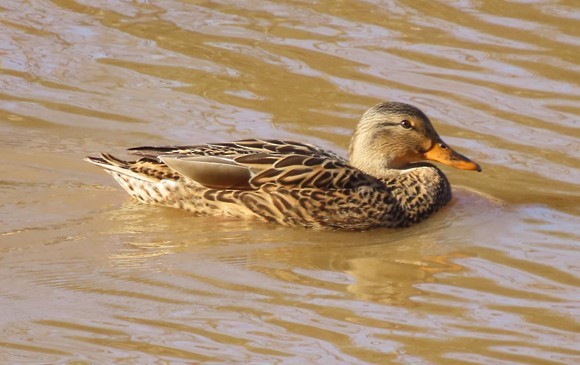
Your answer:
345;253;466;304
1;0;579;364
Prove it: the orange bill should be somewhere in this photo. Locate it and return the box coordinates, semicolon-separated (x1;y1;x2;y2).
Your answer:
423;141;481;172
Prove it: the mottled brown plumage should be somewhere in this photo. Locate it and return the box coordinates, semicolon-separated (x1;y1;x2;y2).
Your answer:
86;102;481;230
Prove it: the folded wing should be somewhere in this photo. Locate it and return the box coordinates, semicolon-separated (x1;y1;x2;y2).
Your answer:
116;139;382;191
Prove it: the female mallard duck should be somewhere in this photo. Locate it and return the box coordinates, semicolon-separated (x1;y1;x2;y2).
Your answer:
86;102;481;230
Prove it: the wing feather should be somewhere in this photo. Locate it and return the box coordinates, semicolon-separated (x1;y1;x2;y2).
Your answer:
102;139;379;191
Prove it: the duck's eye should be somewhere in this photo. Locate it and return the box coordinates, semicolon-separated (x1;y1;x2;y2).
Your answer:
400;120;412;129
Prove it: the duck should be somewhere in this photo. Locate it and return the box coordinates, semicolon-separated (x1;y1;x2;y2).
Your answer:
86;102;481;230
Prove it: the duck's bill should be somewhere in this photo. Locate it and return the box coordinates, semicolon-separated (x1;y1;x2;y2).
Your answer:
423;142;482;172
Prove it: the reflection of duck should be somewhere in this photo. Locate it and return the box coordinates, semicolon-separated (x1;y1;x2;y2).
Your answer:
86;102;481;230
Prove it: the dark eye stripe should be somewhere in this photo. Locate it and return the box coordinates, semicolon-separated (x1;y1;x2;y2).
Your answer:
380;122;400;127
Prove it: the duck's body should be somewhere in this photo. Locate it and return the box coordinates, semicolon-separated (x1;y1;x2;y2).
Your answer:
86;102;480;230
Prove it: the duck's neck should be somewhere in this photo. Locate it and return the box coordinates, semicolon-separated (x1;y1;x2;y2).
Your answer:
349;137;406;177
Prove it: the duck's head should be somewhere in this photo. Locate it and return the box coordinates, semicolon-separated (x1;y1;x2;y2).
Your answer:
349;102;481;177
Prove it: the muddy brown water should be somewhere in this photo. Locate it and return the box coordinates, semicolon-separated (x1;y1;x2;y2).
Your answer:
1;1;579;364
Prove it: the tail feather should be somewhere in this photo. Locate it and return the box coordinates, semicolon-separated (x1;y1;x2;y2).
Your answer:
85;154;157;183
